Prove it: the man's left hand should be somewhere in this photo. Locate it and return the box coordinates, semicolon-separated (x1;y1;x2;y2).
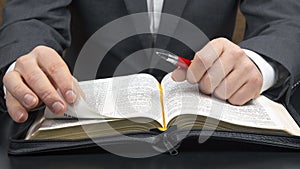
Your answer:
172;38;263;105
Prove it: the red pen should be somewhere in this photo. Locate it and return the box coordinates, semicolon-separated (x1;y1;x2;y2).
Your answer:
156;51;191;69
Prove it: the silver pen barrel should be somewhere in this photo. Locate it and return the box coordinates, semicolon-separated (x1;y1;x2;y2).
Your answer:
156;52;179;65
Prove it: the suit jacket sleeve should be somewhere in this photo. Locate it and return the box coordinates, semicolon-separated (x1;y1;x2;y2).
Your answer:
239;0;300;102
0;0;72;110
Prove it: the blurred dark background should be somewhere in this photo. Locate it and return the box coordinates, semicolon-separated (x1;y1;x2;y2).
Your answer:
0;0;298;111
0;0;4;25
0;0;298;109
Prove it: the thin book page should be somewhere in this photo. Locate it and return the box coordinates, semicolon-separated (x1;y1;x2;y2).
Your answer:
101;73;164;126
45;74;164;126
161;73;300;135
257;97;300;135
39;119;115;131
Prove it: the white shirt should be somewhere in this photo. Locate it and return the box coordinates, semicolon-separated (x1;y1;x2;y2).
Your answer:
146;0;275;93
3;1;275;95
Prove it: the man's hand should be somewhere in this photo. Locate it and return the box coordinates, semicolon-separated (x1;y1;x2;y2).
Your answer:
172;38;263;105
3;46;77;123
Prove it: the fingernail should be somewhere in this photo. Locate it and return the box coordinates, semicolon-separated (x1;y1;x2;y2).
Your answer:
52;102;64;114
171;72;178;81
171;67;186;82
65;90;77;103
23;94;37;107
16;111;25;122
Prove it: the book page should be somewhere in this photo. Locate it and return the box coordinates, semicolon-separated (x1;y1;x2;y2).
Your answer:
45;74;164;126
161;73;300;135
38;119;115;131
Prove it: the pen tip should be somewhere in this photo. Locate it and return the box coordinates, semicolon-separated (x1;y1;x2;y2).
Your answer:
155;51;162;55
156;51;168;60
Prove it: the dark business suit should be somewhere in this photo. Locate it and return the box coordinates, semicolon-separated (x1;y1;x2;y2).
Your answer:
0;0;300;111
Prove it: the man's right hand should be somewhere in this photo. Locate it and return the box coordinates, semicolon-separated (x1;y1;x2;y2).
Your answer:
3;46;77;123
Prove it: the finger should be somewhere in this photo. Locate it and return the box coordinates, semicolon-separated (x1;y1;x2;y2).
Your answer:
15;59;66;115
72;77;86;100
199;51;236;94
3;71;39;109
217;54;262;102
6;91;28;123
35;47;76;104
214;69;248;100
172;67;187;82
228;81;260;106
186;38;225;84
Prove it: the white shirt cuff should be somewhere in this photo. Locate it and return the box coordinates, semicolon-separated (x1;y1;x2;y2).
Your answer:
3;62;16;97
242;49;276;93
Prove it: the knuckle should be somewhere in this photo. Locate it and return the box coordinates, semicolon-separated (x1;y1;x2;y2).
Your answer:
230;48;244;59
32;46;48;54
3;72;13;85
15;56;30;68
25;71;41;84
249;75;262;87
195;51;202;60
33;47;46;57
32;45;57;58
39;89;55;102
11;84;24;96
243;61;254;72
47;62;65;76
213;37;228;44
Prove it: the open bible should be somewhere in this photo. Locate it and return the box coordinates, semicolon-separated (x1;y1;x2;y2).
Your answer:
26;73;300;140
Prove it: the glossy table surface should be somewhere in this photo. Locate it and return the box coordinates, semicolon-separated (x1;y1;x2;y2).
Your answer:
1;89;300;169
